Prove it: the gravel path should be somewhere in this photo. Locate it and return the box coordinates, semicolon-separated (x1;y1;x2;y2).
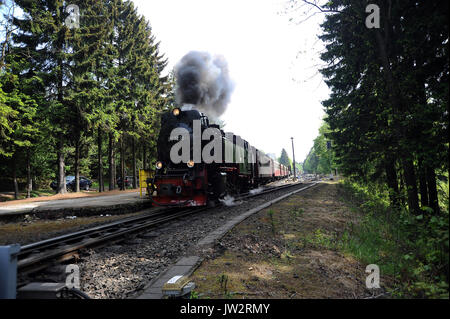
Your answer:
68;183;311;299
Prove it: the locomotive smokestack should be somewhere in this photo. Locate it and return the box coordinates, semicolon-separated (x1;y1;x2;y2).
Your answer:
174;51;234;118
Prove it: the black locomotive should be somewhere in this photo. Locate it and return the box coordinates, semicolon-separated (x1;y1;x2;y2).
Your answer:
149;106;289;206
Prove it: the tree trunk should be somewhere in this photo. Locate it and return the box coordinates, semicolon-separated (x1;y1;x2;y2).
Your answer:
132;137;137;189
120;135;125;191
143;144;147;170
108;132;115;191
74;139;80;192
26;148;32;198
98;127;104;192
0;3;15;68
425;165;439;214
56;34;66;194
12;157;19;200
402;159;420;215
385;160;400;208
375;24;420;215
398;168;406;206
57;134;67;194
113;143;116;190
418;157;429;207
417;77;439;214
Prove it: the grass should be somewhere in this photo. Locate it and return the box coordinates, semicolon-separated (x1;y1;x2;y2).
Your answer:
0;179;140;202
290;207;304;219
0;189;55;202
91;181;110;190
218;273;229;296
188;180;448;299
337;180;449;298
189;183;372;299
268;209;276;235
92;181;140;190
187;181;448;298
339;215;399;274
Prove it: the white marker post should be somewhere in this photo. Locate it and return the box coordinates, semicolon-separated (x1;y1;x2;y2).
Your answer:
0;244;21;299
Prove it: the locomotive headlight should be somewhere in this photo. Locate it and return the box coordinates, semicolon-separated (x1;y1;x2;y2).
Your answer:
156;161;163;170
187;160;195;168
172;108;181;116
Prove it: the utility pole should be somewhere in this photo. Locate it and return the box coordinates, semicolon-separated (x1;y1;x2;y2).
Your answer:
291;137;296;181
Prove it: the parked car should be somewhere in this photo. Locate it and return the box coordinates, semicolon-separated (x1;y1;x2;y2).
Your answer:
117;176;139;188
50;176;92;191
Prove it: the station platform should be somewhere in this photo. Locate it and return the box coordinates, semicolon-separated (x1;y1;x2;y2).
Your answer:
0;191;151;221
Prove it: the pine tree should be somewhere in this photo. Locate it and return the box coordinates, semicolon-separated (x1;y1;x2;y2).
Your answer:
108;0;169;189
68;0;113;192
3;0;173;195
312;0;448;214
13;0;75;194
279;148;291;168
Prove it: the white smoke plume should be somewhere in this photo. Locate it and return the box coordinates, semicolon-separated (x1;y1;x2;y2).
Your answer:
219;195;242;207
174;51;234;118
249;187;264;195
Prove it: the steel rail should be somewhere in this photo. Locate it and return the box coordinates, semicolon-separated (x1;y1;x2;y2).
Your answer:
17;207;206;272
17;180;313;274
236;180;304;201
19;207;176;255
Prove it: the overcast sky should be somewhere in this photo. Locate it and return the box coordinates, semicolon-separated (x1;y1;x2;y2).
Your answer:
133;0;330;162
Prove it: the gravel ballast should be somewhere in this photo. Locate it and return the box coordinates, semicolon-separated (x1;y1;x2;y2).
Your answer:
71;182;312;299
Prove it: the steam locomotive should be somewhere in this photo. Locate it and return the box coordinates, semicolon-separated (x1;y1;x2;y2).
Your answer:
148;106;290;206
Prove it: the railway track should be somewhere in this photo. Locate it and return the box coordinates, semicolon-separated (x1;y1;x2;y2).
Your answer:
17;180;310;276
17;206;206;275
237;180;305;200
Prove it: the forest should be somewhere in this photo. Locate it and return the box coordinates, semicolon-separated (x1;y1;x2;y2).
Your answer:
0;0;174;197
301;0;448;297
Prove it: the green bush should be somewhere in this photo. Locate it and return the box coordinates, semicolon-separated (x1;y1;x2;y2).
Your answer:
339;180;449;298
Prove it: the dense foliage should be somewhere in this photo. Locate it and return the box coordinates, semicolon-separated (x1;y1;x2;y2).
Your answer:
302;121;335;175
0;0;173;196
300;0;448;297
278;148;302;175
278;148;291;169
339;181;448;298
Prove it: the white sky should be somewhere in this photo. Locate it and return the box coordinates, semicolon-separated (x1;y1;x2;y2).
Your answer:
133;0;330;163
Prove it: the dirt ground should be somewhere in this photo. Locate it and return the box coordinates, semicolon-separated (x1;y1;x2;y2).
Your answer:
0;211;144;245
189;182;387;299
0;188;137;206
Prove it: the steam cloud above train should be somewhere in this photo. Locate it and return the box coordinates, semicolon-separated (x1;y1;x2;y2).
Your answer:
174;51;235;119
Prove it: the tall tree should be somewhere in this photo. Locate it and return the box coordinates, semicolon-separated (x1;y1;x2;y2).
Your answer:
13;0;75;194
279;148;291;168
69;0;113;192
302;0;448;214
